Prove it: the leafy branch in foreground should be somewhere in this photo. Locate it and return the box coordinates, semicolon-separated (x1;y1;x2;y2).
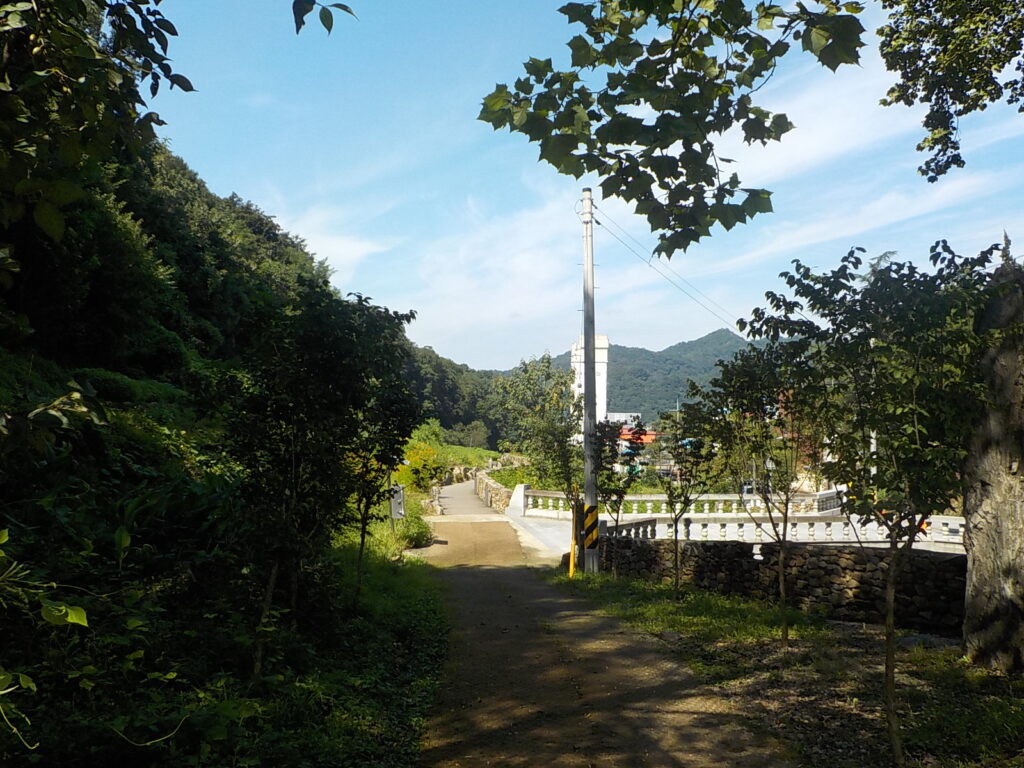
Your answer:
480;0;866;255
481;0;1023;257
292;1;357;35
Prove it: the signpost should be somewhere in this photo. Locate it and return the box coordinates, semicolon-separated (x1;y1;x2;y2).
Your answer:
389;484;405;532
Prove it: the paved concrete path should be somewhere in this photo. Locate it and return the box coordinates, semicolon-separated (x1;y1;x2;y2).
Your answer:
415;482;792;768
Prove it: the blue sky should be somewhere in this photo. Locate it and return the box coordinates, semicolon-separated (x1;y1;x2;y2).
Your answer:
150;1;1023;370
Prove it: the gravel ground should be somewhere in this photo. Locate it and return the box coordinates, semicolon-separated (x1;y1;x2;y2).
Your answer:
415;482;793;768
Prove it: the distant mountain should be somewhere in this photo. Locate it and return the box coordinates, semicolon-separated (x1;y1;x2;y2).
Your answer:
550;328;754;422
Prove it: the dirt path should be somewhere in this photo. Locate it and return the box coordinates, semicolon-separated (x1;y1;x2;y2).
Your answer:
416;483;793;768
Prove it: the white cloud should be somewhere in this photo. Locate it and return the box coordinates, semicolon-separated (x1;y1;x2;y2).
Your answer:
682;167;1017;279
278;205;398;286
399;191;584;367
712;53;924;188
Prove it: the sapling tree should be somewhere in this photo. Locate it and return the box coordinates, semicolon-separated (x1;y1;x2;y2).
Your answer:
655;403;720;599
347;396;419;612
230;284;417;674
699;343;820;647
743;243;999;766
491;356;584;561
593;419;647;577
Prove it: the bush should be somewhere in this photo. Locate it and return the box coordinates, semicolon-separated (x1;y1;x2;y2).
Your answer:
404;441;448;491
489;465;538;488
399;508;433;548
73;367;187;404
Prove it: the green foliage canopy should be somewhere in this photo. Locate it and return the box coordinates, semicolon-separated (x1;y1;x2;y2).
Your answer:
481;0;1023;256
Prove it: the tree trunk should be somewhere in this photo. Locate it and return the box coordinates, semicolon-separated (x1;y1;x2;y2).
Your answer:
963;261;1024;673
777;536;789;649
883;543;906;768
353;498;370;611
252;559;280;679
673;517;681;600
289;564;299;631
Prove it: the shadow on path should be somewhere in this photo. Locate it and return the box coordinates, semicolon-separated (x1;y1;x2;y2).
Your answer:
417;483;793;768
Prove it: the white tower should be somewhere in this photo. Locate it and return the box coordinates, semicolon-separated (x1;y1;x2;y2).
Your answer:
571;334;608;423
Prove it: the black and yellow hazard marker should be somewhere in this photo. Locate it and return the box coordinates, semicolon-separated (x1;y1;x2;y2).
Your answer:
583;504;599;549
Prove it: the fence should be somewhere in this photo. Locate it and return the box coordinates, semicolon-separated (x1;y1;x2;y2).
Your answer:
516;486;965;549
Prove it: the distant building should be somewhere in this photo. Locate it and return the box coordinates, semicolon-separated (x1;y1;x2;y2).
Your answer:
570;334;609;424
607;412;642;426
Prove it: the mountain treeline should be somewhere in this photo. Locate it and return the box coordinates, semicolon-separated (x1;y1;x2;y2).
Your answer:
411;330;754;448
550;329;755;421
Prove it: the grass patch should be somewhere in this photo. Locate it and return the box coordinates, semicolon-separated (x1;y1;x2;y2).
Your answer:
547;571;1024;768
488;465;538;488
314;545;447;768
444;444;501;467
256;536;446;768
548;572;827;683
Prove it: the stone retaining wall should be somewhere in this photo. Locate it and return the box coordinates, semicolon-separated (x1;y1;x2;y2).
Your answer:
599;538;966;634
474;472;513;512
444;465;479;485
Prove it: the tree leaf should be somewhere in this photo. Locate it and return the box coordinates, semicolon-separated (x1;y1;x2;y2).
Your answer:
319;6;333;34
292;0;315;34
328;2;357;17
169;73;195;92
65;605;88;627
114;526;131;561
568;35;595;68
33;201;65;241
40;600;87;627
45;180;84;206
742;189;773;215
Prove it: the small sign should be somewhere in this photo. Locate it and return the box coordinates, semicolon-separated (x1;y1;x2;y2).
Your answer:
390;484;406;519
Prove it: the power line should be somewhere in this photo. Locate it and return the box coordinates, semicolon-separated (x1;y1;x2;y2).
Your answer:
588;208;741;331
596;223;740;330
592;202;742;324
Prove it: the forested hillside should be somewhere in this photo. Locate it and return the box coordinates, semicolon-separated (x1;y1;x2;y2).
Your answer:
550;329;754;420
1;126;443;764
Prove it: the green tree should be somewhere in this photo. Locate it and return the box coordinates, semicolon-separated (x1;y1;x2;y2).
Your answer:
654;403;720;599
346;384;420;611
492;354;584;522
699;342;819;648
229;284;417;676
594;419;646;576
743;243;999;765
445;419;491;449
481;0;1022;256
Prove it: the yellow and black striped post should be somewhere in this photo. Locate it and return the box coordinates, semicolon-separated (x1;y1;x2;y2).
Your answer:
583;505;599;550
583;504;599;573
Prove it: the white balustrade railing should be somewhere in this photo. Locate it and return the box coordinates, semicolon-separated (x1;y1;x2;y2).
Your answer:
520;487;965;548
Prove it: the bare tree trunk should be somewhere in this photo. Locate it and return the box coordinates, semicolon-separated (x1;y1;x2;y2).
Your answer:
769;496;791;649
353;498;370;611
252;559;280;679
673;517;681;600
289;564;299;631
778;536;789;648
883;543;906;767
963;261;1024;673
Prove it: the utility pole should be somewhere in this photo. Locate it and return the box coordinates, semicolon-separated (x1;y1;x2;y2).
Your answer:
581;188;599;574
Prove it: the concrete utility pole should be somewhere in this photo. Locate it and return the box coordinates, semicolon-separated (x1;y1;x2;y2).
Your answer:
581;188;599;574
